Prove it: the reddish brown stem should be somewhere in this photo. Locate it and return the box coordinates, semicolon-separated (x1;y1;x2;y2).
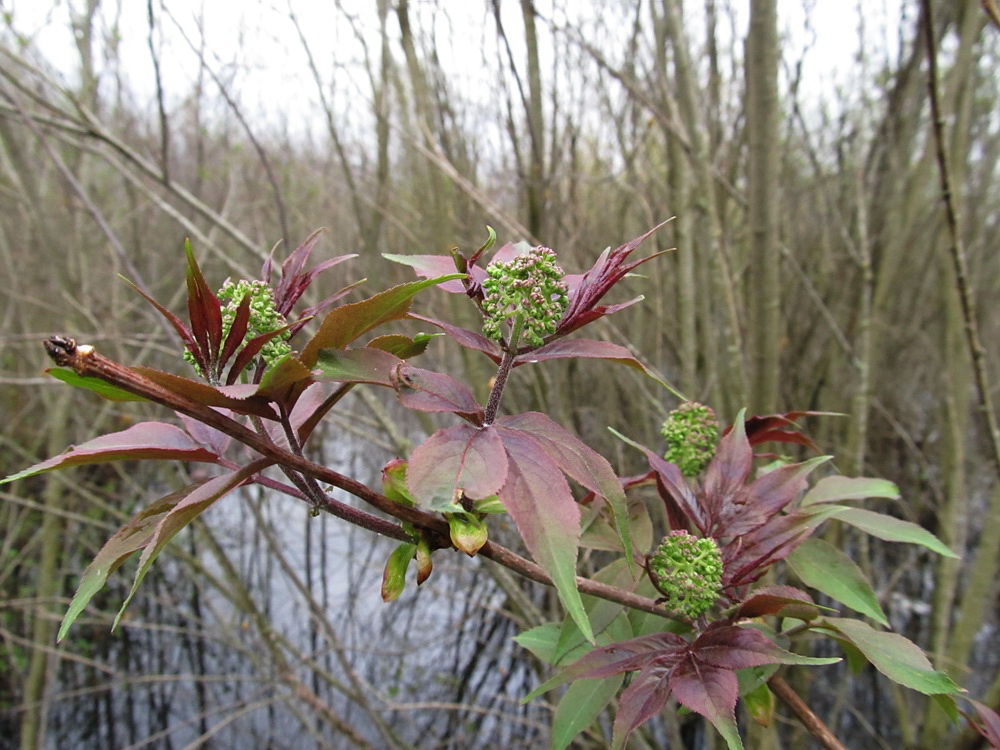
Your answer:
45;337;677;621
768;675;847;750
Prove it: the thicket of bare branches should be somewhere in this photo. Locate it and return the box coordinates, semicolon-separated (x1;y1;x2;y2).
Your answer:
1;1;998;747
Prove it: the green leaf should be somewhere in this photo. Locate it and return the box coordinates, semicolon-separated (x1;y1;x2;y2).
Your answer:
554;557;642;664
522;613;635;702
736;664;780;699
367;332;440;359
114;464;259;630
825;506;958;558
447;512;488;556
801;475;900;506
58;486;195;641
315;348;402;386
580;495;653;554
381;542;416;602
819;617;963;695
382;459;415;507
932;694;960;724
473;496;505;513
552;674;625;750
415;537;433;584
256;355;314;397
787;538;888;625
742;682;776;727
513;623;562;665
46;367;149;402
300;275;463;365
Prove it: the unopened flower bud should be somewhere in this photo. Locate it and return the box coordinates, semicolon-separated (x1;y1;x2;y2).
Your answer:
482;246;568;347
649;530;723;618
661;402;719;477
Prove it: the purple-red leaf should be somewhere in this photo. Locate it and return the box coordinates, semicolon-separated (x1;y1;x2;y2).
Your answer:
731;410;835;453
120;275;202;371
644;448;710;535
557;297;647;336
291;278;365;338
130;367;278;419
723;514;813;587
219;293;252;370
669;656;742;748
177;411;232;457
224;320;299;385
691;625;838;669
719;456;830;537
287;381;339;442
703;413;753;525
558;632;687;682
185;240;224;363
610;662;674;750
557;224;669;336
516;339;666;389
270;229;357;315
497;428;591;641
498;412;633;567
384;253;483;293
2;422;220;484
392;364;484;423
407;313;502;361
407;424;507;511
967;699;1000;747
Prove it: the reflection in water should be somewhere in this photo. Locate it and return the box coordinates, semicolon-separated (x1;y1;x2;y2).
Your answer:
41;392;551;749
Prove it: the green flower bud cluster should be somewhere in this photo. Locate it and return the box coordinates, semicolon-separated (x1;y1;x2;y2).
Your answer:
649;530;723;618
184;279;291;375
661;402;719;477
218;279;291;365
481;246;568;348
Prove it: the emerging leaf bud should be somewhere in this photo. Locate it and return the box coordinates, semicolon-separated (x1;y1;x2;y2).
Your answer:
648;530;723;618
661;402;719;477
481;246;569;348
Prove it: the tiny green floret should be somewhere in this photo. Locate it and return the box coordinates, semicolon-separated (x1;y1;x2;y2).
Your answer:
649;530;723;618
661;401;719;477
481;246;568;348
218;279;291;365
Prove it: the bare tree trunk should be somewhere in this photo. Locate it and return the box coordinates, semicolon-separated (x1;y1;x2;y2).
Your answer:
520;0;546;238
656;0;744;411
19;392;69;750
746;0;781;413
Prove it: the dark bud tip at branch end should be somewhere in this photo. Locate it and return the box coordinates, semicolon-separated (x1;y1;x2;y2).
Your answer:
45;336;92;368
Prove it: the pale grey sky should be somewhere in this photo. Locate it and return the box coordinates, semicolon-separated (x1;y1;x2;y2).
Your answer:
5;0;903;137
